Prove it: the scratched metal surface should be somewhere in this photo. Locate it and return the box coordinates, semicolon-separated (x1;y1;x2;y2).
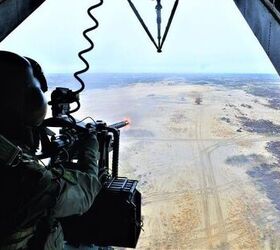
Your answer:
234;0;280;75
0;0;45;42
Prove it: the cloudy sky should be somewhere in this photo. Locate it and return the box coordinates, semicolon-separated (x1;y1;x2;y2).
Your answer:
0;0;277;74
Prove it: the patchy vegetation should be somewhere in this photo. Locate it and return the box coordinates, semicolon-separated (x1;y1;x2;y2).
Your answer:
225;154;266;166
239;117;280;135
246;86;280;110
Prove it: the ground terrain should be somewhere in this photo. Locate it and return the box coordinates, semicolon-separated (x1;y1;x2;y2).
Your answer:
76;80;280;249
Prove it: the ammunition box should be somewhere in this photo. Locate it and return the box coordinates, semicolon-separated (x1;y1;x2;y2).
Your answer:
60;177;142;248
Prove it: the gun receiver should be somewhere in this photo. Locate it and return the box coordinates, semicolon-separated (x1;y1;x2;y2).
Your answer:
40;118;129;178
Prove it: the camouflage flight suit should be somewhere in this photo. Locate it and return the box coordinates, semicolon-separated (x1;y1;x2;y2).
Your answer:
0;135;102;250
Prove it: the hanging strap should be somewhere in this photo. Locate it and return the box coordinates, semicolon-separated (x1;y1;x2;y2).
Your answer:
127;0;179;53
160;0;179;51
127;0;159;51
155;0;162;52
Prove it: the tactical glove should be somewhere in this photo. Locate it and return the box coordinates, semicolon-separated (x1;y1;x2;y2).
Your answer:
77;134;99;176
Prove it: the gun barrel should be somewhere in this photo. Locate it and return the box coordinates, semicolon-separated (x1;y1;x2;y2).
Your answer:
110;120;129;129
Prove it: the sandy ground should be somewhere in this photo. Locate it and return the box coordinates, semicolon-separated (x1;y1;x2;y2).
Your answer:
75;82;280;250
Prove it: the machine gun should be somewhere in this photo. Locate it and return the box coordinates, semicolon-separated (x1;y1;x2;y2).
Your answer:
38;87;142;248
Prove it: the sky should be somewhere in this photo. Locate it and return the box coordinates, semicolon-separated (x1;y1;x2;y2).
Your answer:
0;0;277;74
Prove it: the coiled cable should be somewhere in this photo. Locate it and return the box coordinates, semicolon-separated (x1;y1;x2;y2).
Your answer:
74;0;104;95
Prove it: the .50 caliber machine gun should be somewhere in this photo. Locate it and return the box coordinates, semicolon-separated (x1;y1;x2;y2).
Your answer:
38;87;142;248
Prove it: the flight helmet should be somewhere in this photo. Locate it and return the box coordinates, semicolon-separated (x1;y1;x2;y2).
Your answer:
0;51;48;149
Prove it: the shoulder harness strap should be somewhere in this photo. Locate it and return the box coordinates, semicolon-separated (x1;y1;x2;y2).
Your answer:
0;135;22;167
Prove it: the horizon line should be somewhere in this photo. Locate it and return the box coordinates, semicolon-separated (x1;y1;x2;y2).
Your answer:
46;72;279;76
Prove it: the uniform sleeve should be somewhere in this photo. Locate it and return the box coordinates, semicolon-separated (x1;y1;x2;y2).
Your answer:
53;135;102;218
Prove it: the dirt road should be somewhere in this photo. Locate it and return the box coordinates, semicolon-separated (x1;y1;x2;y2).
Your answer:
80;83;280;249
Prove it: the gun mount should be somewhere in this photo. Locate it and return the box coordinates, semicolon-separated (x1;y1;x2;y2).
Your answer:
37;86;142;248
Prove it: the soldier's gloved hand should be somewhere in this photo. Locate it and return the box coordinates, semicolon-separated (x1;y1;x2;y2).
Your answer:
98;167;109;185
77;133;99;176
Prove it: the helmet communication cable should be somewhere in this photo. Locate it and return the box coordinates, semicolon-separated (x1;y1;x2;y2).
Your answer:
48;1;103;121
73;0;104;96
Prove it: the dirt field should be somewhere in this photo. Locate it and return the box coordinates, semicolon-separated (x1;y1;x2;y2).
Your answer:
78;82;280;249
